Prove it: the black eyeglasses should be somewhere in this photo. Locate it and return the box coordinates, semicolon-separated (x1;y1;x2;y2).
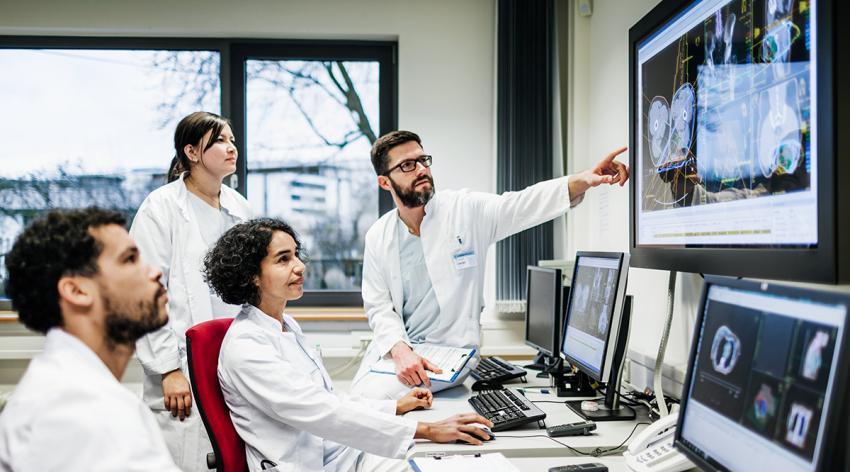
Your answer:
383;155;433;175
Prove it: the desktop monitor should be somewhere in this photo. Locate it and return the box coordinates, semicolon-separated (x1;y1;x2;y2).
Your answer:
560;252;633;420
676;276;850;472
628;0;850;283
524;266;563;367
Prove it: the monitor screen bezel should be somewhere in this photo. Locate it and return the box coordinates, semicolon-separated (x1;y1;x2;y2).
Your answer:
524;265;563;357
674;275;850;472
560;251;629;382
627;0;846;284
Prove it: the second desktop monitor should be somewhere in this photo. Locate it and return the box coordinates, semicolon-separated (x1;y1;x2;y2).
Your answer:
560;251;634;421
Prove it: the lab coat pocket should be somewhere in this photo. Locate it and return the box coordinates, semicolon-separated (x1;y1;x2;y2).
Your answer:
308;364;333;391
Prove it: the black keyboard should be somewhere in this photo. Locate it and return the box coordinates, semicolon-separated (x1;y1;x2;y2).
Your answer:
471;356;527;386
468;388;546;432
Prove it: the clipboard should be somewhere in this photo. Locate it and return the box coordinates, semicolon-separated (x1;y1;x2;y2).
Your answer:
370;343;476;383
409;453;519;471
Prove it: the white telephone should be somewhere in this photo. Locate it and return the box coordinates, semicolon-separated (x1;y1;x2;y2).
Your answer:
623;412;696;472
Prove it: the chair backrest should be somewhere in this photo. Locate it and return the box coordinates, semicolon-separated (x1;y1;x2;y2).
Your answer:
186;318;247;472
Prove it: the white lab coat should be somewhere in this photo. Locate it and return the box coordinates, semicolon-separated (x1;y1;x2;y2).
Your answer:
129;173;251;470
359;176;578;362
218;305;417;472
0;329;179;472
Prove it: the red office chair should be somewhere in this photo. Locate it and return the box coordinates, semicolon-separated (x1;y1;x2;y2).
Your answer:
186;318;247;472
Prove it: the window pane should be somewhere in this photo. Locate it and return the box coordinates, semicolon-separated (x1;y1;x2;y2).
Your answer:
246;60;379;291
0;49;220;299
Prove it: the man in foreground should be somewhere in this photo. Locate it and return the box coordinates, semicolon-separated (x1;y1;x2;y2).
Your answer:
0;208;180;471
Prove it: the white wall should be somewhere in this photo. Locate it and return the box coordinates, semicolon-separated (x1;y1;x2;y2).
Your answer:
567;0;701;376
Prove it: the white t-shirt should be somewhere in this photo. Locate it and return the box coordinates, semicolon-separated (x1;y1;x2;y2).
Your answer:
188;192;241;318
396;217;441;343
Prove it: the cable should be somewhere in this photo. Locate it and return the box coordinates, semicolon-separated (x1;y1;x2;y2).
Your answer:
497;422;651;457
596;386;641;407
653;270;677;417
326;341;368;377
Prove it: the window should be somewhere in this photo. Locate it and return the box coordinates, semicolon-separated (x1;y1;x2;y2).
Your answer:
231;42;396;306
0;43;220;304
0;38;397;308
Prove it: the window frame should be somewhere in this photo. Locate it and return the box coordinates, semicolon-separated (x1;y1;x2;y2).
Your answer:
0;36;398;309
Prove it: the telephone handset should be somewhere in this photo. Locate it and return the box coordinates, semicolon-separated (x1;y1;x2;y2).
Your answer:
623;412;696;472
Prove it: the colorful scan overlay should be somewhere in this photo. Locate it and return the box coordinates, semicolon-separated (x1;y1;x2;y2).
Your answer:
691;298;837;460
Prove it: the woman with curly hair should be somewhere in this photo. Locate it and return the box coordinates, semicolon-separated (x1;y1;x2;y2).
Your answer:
129;111;251;471
204;218;492;472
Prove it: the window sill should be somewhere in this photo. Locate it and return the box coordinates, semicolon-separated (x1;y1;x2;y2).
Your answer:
287;307;367;322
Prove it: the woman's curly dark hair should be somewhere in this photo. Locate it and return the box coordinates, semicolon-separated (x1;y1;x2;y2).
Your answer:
203;218;304;307
5;208;126;334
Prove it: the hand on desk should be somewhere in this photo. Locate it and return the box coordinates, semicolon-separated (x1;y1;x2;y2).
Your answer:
415;413;494;445
391;342;443;387
162;369;192;420
397;387;433;414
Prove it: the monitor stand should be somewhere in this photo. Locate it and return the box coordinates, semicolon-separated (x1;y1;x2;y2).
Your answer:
526;353;562;378
524;352;548;371
565;295;636;421
565;396;636;421
553;369;596;397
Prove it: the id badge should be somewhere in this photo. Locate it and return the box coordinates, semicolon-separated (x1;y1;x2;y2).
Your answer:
452;250;477;270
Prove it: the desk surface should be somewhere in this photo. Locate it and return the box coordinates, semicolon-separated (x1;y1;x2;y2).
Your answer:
407;371;651;460
509;456;627;472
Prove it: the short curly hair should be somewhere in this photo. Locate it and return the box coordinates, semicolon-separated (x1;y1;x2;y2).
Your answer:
204;218;303;307
5;208;126;334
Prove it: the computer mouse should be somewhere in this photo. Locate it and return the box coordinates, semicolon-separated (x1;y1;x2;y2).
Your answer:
456;425;495;443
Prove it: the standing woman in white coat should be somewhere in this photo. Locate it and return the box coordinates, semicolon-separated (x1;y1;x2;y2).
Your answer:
130;111;252;471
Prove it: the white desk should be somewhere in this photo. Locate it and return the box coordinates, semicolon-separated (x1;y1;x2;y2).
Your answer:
510;456;627;471
408;373;651;459
410;455;627;472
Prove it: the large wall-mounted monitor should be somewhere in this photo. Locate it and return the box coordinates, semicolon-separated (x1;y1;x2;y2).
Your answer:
628;0;849;283
676;276;849;471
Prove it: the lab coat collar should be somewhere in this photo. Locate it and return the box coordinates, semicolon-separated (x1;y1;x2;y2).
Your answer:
241;304;301;336
389;190;440;233
44;328;117;383
423;189;439;217
174;172;251;222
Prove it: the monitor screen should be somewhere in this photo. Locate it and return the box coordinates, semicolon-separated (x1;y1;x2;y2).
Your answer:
627;0;847;283
635;0;816;248
677;278;848;472
524;266;561;356
561;253;629;380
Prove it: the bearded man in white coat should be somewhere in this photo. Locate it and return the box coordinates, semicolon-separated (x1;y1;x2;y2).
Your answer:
351;131;629;399
0;208;180;471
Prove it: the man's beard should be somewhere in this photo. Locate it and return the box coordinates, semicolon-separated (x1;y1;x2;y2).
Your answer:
389;175;435;208
102;286;168;347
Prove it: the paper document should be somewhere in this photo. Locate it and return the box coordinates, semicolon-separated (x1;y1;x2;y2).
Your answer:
409;453;519;472
370;343;476;383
